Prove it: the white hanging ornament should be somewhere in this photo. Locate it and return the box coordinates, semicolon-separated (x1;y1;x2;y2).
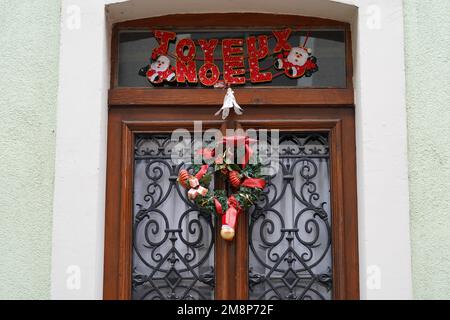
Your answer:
215;88;244;120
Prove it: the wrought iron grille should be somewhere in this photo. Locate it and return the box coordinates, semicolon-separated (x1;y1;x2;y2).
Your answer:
131;132;332;300
132;134;215;300
249;133;332;300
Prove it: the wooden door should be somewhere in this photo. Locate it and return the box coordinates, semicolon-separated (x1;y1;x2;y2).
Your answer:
103;105;358;300
103;13;359;300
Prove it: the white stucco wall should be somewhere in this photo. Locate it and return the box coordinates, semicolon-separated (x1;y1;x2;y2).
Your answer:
51;0;412;299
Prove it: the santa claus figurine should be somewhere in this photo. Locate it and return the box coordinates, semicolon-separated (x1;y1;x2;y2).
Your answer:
143;55;176;84
274;47;318;78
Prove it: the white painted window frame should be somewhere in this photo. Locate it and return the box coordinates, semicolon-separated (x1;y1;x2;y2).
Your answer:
52;0;412;300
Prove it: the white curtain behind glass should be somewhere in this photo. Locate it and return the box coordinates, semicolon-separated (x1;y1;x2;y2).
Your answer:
132;135;215;300
249;133;332;300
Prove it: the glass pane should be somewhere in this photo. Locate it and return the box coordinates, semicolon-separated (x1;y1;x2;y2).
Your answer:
118;29;346;88
249;133;332;300
132;134;215;300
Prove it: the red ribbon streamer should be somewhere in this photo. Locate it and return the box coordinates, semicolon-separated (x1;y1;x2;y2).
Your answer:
241;177;266;189
223;196;241;229
195;164;209;180
214;198;223;215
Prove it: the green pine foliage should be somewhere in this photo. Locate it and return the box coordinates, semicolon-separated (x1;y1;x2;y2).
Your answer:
186;146;266;216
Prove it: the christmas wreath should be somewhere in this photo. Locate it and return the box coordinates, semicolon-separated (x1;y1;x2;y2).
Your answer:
177;136;266;241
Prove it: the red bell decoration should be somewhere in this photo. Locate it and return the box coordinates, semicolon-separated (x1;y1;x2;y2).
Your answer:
178;169;190;188
229;171;241;189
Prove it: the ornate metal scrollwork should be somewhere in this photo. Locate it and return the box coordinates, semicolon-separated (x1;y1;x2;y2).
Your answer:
132;133;332;300
132;135;215;300
249;133;333;300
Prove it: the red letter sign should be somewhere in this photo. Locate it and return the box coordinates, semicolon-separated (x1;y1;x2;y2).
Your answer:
198;39;220;86
273;28;292;53
152;30;176;59
176;38;198;83
222;39;246;85
247;35;272;83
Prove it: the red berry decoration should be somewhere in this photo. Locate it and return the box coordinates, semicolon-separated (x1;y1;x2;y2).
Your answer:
229;171;241;189
178;169;190;188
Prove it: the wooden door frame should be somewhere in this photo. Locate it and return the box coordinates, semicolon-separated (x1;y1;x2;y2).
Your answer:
104;12;358;300
235;116;359;300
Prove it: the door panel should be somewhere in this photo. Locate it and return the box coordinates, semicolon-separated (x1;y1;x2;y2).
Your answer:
248;132;332;300
132;134;215;300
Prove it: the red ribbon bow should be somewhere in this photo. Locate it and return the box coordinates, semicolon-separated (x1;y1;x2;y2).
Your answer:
198;135;257;168
219;135;257;168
